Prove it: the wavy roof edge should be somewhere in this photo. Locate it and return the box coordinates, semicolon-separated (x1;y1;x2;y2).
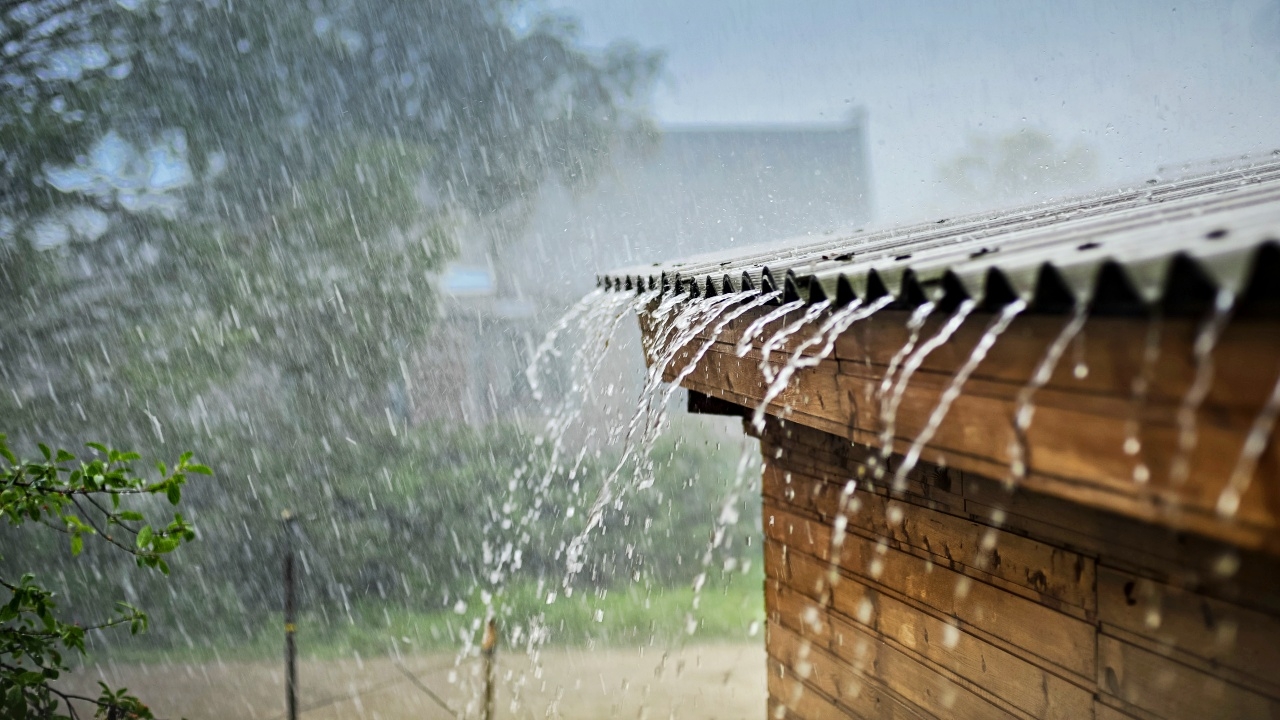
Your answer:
598;157;1280;315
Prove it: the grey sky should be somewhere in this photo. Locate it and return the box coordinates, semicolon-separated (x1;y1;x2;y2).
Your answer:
543;0;1280;222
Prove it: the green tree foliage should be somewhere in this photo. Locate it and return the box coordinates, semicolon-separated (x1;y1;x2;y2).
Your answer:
0;435;203;718
0;0;661;629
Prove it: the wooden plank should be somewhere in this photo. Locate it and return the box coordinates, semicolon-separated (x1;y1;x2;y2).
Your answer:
770;585;1017;720
964;473;1280;616
763;464;1097;612
774;546;1094;720
1094;698;1148;720
700;304;1280;411
767;653;927;720
1097;634;1280;719
833;363;1275;531
823;605;1020;719
763;504;1097;680
760;442;966;516
681;339;1279;551
768;622;928;720
1098;566;1280;698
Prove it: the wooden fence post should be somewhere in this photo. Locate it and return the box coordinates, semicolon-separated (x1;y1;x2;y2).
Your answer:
282;510;298;720
481;618;497;720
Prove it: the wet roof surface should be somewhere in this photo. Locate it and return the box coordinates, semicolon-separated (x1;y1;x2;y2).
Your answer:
599;157;1280;315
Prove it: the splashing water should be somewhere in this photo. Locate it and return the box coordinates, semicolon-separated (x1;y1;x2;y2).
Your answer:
1170;289;1235;485
757;300;832;384
1006;302;1088;487
470;288;641;706
683;439;761;640
751;296;894;432
735;300;806;357
525;288;605;402
628;290;779;492
565;291;753;581
663;291;783;413
892;299;1027;491
1216;362;1280;517
878;300;977;473
878;302;938;416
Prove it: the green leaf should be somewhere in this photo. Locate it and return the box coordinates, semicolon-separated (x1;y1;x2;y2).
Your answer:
166;484;181;505
187;463;213;475
70;535;83;556
55;449;75;463
117;511;145;522
38;444;51;461
86;442;108;454
136;526;153;549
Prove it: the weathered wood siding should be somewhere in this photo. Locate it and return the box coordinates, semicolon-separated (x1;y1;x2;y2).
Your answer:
651;306;1280;552
759;419;1280;720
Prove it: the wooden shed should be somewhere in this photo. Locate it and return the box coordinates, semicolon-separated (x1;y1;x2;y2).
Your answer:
600;161;1280;719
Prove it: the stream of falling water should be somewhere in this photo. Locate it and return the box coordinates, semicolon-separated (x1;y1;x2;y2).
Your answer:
751;296;894;432
757;300;833;384
878;302;937;423
685;439;762;635
1006;303;1088;487
735;300;806;357
1217;362;1280;517
464;288;642;714
636;291;783;486
1170;289;1236;485
779;299;1031;720
524;288;604;402
565;291;753;580
1123;314;1164;485
892;300;1027;490
877;300;977;476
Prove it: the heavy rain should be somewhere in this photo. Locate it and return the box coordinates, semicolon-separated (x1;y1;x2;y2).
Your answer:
3;1;1280;719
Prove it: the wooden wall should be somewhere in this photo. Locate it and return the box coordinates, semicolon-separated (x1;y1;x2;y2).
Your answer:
658;307;1280;553
758;419;1280;720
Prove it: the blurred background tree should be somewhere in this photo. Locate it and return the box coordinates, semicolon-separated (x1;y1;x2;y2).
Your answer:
938;127;1097;205
0;0;688;650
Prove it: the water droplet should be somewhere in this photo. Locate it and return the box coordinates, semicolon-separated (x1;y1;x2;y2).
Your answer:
1073;362;1089;379
1212;552;1240;578
942;624;961;648
1216;489;1241;518
855;597;874;624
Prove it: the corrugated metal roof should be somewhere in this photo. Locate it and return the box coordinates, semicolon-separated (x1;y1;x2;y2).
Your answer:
598;157;1280;315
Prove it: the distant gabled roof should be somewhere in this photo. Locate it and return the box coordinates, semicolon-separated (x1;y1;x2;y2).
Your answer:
599;156;1280;315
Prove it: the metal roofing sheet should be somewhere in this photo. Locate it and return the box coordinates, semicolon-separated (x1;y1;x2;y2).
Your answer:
598;157;1280;314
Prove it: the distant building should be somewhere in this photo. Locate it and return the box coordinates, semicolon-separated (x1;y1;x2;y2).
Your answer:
504;115;875;300
410;117;874;425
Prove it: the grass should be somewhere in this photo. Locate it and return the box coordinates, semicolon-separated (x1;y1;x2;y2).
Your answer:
90;567;765;666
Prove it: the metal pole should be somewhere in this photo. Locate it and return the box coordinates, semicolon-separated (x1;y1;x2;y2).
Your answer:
283;510;298;720
481;618;497;720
